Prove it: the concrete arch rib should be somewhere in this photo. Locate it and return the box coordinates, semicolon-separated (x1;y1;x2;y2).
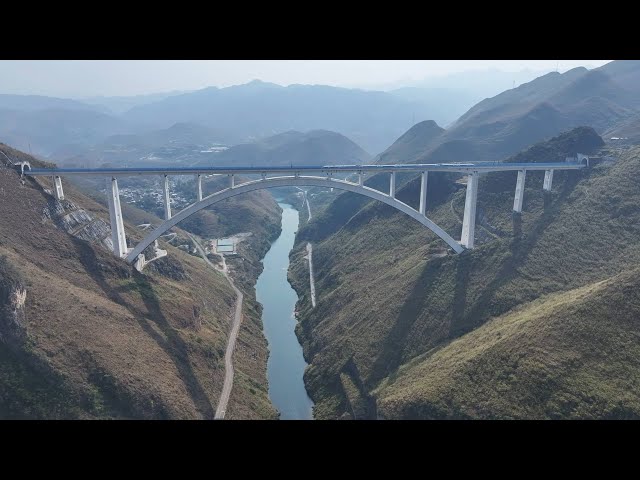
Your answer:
125;176;464;263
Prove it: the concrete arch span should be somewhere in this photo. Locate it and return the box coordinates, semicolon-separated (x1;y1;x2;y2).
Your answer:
125;175;464;264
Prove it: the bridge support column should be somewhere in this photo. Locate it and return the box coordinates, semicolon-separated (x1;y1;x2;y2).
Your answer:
543;170;554;192
461;172;479;249
230;174;235;188
106;177;127;258
163;175;171;220
419;171;428;215
196;174;203;201
513;170;526;213
389;172;396;198
358;172;364;186
52;176;64;201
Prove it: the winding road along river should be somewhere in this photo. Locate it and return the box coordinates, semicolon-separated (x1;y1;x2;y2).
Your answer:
256;202;314;420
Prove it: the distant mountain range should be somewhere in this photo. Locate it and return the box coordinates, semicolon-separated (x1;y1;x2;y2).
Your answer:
3;61;640;167
0;81;449;156
208;130;370;167
119;80;430;153
374;61;640;166
360;68;549;94
387;69;551;127
0;94;106;112
53;124;369;171
81;90;191;115
51;122;230;168
0;107;127;156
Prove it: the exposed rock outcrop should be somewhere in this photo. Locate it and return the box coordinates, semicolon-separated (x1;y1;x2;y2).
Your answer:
0;256;27;343
42;198;113;251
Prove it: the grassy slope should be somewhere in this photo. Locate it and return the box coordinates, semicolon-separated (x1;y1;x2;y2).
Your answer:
69;173;282;418
376;268;640;419
289;133;640;419
0;144;276;419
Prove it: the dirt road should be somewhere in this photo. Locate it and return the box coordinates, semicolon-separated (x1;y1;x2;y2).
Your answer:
189;234;243;420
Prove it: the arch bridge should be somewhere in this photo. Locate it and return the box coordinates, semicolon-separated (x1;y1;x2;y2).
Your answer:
25;162;585;269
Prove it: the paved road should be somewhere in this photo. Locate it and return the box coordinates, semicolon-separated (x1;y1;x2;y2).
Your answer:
189;234;243;420
306;242;316;308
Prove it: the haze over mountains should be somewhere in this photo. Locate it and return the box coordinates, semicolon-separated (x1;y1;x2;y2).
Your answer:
0;81;435;156
210;130;371;167
371;61;640;168
1;62;637;167
4;60;640;420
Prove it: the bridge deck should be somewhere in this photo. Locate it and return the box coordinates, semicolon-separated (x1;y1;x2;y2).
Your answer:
27;162;586;177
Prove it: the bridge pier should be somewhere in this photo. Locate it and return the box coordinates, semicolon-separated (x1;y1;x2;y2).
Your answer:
461;172;479;249
196;174;203;201
163;175;171;220
513;170;526;213
419;171;428;215
389;172;396;198
358;172;364;186
543;170;554;192
106;177;127;258
52;176;64;201
230;174;235;188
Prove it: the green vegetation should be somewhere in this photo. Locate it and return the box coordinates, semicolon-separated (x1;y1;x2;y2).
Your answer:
377;269;640;419
289;128;640;419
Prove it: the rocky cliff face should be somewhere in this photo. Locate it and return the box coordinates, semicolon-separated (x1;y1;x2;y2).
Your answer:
0;255;27;344
42;198;113;252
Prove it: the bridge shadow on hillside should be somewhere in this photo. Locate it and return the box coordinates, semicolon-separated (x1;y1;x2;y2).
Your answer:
71;238;216;419
449;170;583;337
369;172;582;385
368;256;446;385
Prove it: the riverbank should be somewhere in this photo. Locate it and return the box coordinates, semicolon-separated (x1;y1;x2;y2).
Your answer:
257;202;314;419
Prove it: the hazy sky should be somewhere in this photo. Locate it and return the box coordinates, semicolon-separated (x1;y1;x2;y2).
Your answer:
0;60;611;98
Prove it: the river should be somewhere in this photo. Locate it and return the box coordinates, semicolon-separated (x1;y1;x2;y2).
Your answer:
256;202;314;420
